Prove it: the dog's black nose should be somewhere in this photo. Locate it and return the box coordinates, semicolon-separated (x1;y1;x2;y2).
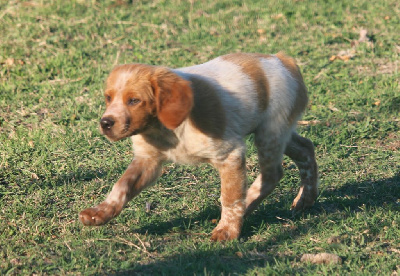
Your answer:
100;117;115;130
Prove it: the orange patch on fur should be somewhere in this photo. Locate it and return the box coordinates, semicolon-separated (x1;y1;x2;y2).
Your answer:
103;64;159;140
221;53;270;111
151;68;193;130
108;64;156;103
189;76;226;139
216;153;247;207
275;52;308;123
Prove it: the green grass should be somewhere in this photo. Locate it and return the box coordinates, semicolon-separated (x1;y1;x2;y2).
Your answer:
1;0;399;274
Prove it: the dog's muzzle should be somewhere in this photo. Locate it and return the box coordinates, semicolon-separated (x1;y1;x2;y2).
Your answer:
100;117;115;130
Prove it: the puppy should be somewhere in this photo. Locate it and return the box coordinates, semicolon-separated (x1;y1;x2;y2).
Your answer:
79;52;318;241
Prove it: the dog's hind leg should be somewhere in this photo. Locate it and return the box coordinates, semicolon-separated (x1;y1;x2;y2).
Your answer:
284;132;318;213
245;125;292;216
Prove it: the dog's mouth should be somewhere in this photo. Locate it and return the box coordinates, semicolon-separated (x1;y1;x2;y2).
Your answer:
101;124;143;142
100;115;157;141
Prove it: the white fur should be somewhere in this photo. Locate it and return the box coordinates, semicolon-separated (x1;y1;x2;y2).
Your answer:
176;58;260;137
80;53;318;241
146;54;301;165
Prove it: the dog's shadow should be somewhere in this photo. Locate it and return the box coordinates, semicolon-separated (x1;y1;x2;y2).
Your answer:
113;173;399;275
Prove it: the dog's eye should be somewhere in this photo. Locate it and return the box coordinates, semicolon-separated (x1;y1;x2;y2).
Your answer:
105;95;111;102
127;98;141;106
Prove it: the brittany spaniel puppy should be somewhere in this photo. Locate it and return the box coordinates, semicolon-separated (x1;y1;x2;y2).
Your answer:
79;52;318;241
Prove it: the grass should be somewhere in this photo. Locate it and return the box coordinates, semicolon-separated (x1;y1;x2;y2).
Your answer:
0;0;399;274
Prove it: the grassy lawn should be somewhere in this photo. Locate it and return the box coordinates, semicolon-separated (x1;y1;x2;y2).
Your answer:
1;0;399;274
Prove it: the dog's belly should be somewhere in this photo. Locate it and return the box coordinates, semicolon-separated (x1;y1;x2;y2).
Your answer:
162;134;236;165
163;142;214;165
164;150;209;165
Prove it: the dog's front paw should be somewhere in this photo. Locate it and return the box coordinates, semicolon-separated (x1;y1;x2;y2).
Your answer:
211;222;240;241
291;186;317;213
79;202;118;226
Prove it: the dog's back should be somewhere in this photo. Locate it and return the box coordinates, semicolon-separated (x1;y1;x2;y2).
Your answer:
175;52;308;139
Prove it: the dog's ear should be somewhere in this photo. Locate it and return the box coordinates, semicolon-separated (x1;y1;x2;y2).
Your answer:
151;68;193;129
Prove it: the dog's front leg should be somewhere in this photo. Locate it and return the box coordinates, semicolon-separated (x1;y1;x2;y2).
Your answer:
211;149;247;241
79;158;162;226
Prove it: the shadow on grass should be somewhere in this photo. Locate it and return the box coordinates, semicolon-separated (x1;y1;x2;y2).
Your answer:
0;166;114;199
112;173;399;275
37;164;128;189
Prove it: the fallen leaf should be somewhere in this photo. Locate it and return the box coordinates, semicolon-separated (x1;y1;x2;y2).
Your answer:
120;44;133;50
313;68;328;81
328;103;340;112
235;251;244;258
389;248;400;254
10;258;22;265
327;236;341;244
259;36;267;42
329;55;337;62
331;55;352;62
5;58;14;66
211;219;218;224
271;13;284;20
22;1;40;7
301;253;342;264
358;29;369;43
352;29;373;48
37;108;48;116
310;237;321;243
374;99;381;106
330;49;355;62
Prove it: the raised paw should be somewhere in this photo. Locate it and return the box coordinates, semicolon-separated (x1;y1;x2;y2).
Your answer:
79;202;118;226
210;223;240;242
291;186;317;214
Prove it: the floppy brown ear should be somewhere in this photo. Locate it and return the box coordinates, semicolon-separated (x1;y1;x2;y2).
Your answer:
151;68;193;129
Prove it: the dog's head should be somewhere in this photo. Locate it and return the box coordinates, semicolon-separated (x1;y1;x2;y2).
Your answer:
100;64;193;141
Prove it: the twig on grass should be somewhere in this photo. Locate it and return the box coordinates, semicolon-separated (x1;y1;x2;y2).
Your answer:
134;233;150;253
113;50;121;66
64;241;72;252
97;237;153;257
276;216;294;223
46;78;83;85
161;182;196;191
340;144;392;152
298;120;321;126
119;236;152;257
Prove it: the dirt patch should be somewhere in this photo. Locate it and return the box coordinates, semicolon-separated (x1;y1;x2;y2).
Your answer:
357;59;399;76
376;132;400;151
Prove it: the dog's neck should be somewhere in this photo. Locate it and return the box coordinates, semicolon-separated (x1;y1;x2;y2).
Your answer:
139;119;181;151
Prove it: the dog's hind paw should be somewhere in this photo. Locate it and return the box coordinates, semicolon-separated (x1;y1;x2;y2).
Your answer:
291;186;317;214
